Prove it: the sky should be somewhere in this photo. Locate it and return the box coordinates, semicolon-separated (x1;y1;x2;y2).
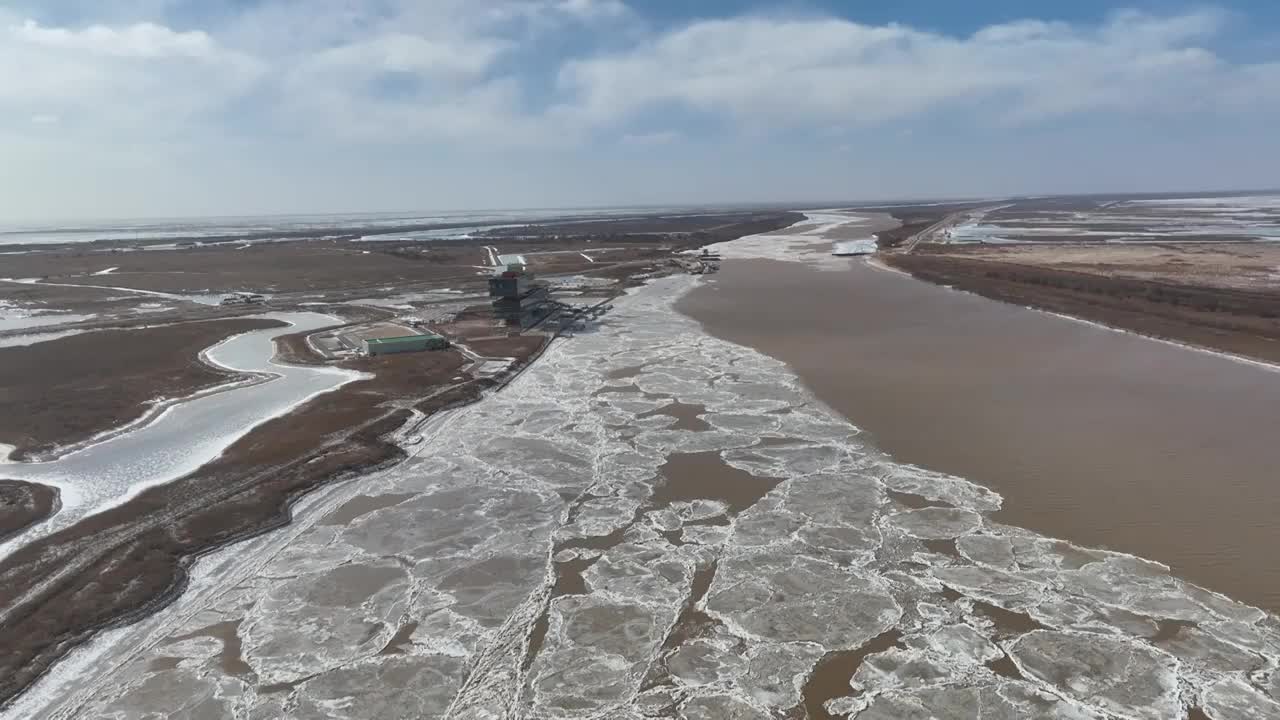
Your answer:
1;0;1278;222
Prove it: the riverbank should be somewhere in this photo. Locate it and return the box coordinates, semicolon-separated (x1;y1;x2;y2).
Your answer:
679;247;1280;614
884;250;1280;366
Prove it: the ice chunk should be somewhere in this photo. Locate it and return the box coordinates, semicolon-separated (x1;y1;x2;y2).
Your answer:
1201;677;1280;719
582;541;701;605
529;597;667;717
956;533;1016;569
851;647;950;692
703;412;782;435
1155;624;1264;674
851;686;1029;720
680;694;771;720
292;654;465;719
877;464;1003;512
668;638;749;686
887;507;983;540
908;623;1002;667
82;667;245;720
241;561;410;685
932;565;1045;605
1009;630;1180;719
705;553;901;646
734;642;826;709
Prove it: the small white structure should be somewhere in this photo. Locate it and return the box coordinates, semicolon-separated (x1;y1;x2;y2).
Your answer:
220;292;266;306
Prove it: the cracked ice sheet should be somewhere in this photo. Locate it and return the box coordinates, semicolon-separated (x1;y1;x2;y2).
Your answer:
14;275;1280;720
702;211;885;271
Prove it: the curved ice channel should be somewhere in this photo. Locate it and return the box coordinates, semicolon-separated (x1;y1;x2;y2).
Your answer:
0;312;364;559
7;255;1280;719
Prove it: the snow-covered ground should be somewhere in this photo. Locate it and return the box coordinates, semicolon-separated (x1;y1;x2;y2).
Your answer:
707;211;887;269
950;194;1280;245
12;255;1279;718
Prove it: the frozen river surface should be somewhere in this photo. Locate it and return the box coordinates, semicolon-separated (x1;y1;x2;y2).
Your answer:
0;312;363;558
6;222;1280;719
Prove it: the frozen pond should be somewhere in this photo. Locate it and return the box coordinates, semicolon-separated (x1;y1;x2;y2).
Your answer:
0;298;94;334
11;256;1279;719
0;312;364;559
950;193;1280;244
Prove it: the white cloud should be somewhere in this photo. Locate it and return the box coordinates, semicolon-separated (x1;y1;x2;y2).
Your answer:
8;4;1271;148
554;0;629;20
0;3;1278;221
0;12;262;133
303;33;504;78
13;18;215;57
620;130;679;145
557;9;1278;128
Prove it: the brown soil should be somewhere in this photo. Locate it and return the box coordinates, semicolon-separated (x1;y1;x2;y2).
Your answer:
0;480;59;544
884;253;1280;365
0;318;287;460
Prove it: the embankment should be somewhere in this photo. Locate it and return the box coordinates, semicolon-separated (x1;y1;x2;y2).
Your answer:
884;253;1280;365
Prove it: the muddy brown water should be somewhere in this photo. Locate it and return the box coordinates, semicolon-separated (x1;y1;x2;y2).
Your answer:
646;402;713;432
654;452;779;515
679;258;1280;613
320;492;417;526
801;629;904;720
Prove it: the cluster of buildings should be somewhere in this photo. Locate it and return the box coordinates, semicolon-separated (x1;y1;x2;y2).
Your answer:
219;292;266;306
358;249;623;358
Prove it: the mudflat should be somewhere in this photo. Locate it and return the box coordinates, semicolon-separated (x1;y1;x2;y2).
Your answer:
680;257;1280;612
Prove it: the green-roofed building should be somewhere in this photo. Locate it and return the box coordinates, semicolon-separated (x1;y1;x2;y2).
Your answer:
364;333;449;356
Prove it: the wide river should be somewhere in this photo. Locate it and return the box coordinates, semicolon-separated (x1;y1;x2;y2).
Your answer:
683;216;1280;614
6;215;1279;719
